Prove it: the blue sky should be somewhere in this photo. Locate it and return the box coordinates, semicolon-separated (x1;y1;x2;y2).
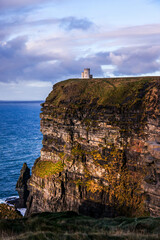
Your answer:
0;0;160;100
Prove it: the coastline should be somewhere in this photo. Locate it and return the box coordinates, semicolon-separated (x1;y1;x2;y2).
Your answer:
0;196;26;216
0;101;42;205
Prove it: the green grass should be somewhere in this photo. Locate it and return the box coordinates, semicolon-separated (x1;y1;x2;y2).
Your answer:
45;77;158;108
0;212;160;240
33;161;64;178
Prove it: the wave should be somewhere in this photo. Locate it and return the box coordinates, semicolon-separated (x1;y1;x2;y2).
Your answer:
0;196;26;216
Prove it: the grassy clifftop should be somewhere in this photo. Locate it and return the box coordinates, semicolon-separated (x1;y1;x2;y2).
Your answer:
46;77;159;108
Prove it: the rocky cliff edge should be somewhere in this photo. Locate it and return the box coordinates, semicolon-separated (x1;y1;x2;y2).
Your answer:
25;77;160;217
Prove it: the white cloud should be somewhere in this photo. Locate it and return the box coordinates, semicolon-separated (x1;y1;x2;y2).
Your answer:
0;80;53;100
109;53;127;65
0;0;50;10
26;81;52;88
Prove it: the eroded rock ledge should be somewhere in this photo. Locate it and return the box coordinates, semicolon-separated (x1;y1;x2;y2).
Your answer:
25;77;160;217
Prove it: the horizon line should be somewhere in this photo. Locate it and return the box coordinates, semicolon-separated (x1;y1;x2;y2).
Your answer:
0;100;44;102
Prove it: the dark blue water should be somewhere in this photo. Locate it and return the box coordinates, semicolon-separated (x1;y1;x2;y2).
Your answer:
0;102;43;200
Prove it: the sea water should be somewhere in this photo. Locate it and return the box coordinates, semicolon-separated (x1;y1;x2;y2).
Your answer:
0;102;43;202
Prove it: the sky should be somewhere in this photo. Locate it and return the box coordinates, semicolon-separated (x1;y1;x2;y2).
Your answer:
0;0;160;100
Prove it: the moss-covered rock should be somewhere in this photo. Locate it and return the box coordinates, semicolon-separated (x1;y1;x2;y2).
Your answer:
32;161;64;178
46;77;156;108
0;204;22;220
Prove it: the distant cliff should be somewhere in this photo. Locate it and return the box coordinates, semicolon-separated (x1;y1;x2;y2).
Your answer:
25;77;160;217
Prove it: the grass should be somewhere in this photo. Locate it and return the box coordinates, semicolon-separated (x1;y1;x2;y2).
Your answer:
0;211;160;240
32;161;64;178
45;77;159;108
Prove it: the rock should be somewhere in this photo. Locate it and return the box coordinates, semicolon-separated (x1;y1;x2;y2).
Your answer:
16;163;30;208
155;135;160;144
0;203;22;219
25;77;160;217
5;196;19;206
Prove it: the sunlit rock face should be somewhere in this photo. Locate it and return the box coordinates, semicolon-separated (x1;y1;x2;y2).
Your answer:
25;77;160;217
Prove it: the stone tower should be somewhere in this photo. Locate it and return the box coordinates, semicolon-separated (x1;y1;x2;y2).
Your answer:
81;68;93;79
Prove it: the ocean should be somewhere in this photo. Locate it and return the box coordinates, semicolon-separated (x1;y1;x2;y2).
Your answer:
0;101;43;202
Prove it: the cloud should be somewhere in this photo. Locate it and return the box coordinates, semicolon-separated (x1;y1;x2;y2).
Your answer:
0;35;104;85
0;80;52;100
0;37;55;83
108;45;160;75
23;16;94;32
0;15;95;44
67;45;160;77
1;21;160;90
0;0;50;10
25;80;52;88
1;35;160;87
99;24;160;39
59;17;94;31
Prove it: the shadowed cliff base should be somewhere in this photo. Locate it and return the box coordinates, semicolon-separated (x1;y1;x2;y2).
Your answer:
0;211;160;240
79;200;116;218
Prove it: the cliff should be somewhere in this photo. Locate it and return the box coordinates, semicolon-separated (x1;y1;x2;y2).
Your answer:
16;163;30;208
25;77;160;217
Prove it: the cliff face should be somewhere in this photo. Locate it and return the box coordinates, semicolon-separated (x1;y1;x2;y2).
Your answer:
16;163;30;208
26;77;160;217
